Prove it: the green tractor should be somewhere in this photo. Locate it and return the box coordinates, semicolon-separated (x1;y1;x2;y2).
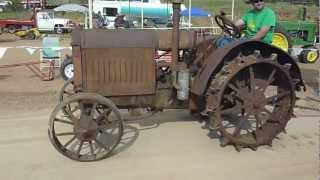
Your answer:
272;8;319;64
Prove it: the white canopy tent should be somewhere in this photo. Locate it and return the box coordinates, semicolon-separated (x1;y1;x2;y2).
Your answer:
88;0;93;28
86;0;235;29
54;4;88;13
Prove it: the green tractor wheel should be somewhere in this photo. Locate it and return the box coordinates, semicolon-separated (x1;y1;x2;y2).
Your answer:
272;26;292;53
299;46;319;64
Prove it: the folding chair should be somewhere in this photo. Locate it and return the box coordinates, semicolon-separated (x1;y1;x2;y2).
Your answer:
40;37;62;72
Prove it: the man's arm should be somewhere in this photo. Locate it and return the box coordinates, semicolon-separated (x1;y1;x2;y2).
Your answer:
252;26;270;41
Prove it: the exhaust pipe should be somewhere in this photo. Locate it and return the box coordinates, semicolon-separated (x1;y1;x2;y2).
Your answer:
171;0;183;69
171;1;190;101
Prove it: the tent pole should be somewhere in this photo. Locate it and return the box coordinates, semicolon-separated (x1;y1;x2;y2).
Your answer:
88;0;93;29
231;0;234;20
85;13;87;29
188;0;191;28
141;0;144;28
318;0;320;44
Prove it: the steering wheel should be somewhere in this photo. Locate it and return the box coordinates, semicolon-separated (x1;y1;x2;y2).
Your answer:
215;14;241;38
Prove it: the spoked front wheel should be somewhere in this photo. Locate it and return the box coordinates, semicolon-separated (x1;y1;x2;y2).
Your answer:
49;93;123;161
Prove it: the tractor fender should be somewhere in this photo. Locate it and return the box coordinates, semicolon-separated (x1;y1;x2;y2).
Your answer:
190;40;305;96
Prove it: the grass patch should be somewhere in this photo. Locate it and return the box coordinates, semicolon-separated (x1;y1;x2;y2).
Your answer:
0;11;33;20
187;0;318;21
0;1;318;22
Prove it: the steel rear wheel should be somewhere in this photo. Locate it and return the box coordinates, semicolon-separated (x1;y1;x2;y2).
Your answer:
207;54;295;150
49;93;123;161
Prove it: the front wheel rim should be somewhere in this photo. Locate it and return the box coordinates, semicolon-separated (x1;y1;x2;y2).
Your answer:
49;94;123;161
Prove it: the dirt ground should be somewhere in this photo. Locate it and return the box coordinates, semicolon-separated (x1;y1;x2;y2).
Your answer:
0;35;319;180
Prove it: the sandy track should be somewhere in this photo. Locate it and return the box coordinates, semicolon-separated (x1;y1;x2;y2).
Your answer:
0;107;318;180
0;36;319;180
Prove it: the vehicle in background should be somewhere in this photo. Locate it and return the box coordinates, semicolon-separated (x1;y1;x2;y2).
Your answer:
93;0;186;28
0;18;35;33
0;10;73;34
36;11;73;34
271;7;319;64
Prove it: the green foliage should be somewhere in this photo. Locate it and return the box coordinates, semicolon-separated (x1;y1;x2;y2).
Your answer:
0;10;32;20
55;12;86;24
6;0;23;11
0;0;318;21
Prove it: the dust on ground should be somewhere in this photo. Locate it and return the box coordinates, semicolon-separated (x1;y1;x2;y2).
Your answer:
0;35;319;180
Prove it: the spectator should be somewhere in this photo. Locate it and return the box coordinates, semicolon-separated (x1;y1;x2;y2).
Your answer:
95;11;105;28
114;14;129;28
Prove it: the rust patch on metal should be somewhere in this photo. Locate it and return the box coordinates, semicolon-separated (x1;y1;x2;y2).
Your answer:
81;48;156;96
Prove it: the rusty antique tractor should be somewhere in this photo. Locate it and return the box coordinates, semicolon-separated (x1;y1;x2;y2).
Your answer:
48;0;305;161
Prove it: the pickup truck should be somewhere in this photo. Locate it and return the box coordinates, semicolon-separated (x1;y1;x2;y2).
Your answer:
0;11;73;34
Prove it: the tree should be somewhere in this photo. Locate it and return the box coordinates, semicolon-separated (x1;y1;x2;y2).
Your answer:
7;0;23;11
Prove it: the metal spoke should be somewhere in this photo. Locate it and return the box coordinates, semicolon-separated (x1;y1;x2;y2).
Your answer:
262;107;272;116
259;69;276;92
56;132;76;136
228;83;239;93
79;101;87;117
77;140;84;156
63;136;76;148
70;106;80;113
96;108;111;122
266;91;290;105
65;106;80;122
254;114;262;142
249;66;255;92
54;118;73;125
267;69;276;86
90;103;98;120
89;141;95;156
255;114;263;128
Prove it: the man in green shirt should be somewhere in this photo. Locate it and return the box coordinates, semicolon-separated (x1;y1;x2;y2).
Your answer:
236;0;276;44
